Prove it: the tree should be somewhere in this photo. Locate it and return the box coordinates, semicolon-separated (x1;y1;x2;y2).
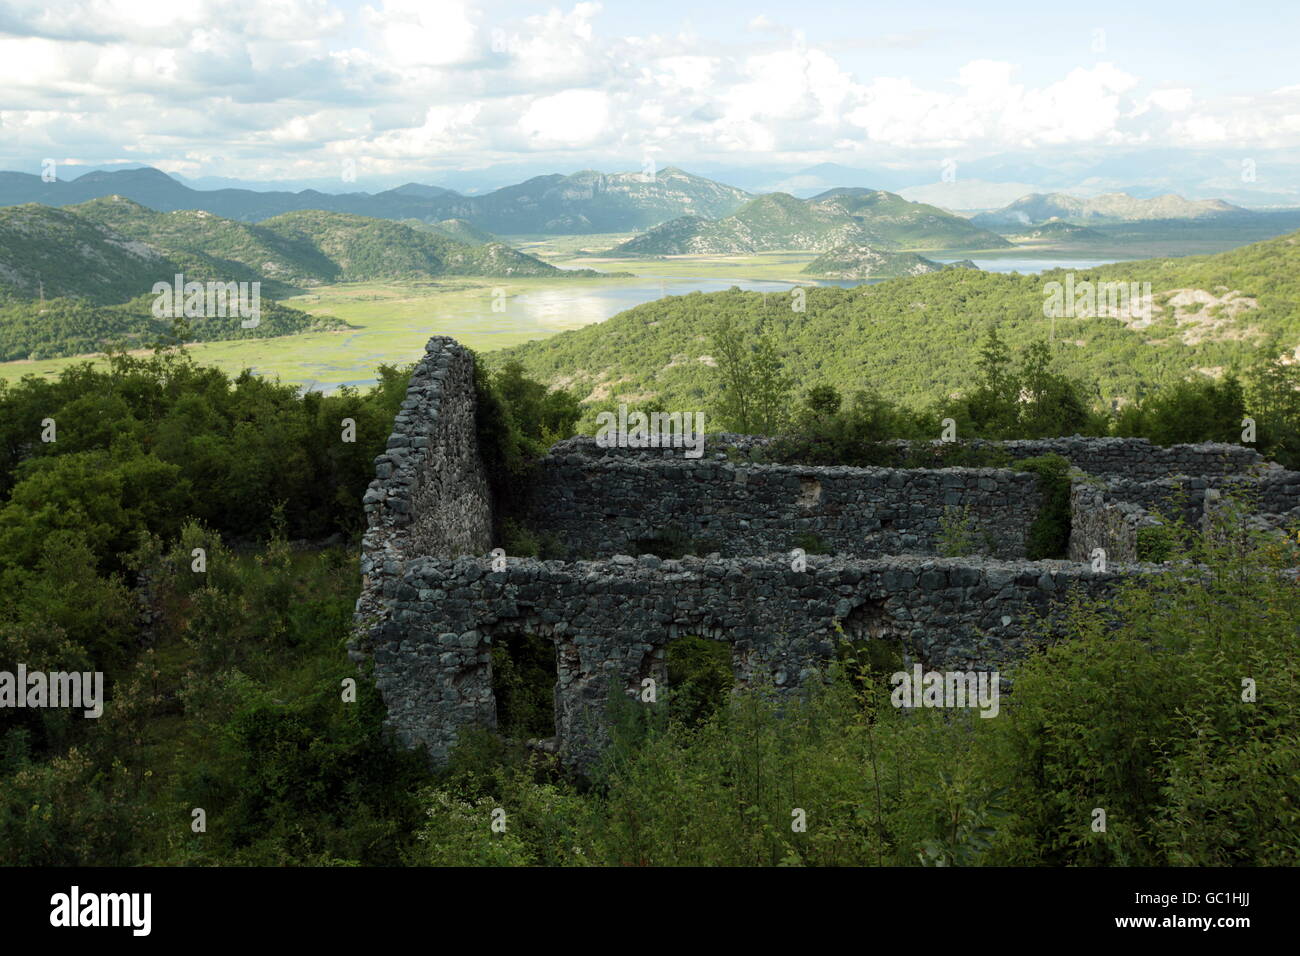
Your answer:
965;327;1019;437
710;318;792;435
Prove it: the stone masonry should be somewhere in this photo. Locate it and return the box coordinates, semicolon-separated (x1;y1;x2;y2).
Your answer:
350;336;1300;766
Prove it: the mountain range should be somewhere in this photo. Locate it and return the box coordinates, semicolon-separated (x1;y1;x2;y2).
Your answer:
0;166;750;234
0;197;577;306
604;188;1011;256
972;192;1248;228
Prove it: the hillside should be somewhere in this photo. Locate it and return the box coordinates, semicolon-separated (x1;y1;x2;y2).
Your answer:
607;188;1010;256
0;200;602;361
451;167;752;234
0;203;171;302
72;196;336;294
495;230;1300;411
809;188;1013;249
0;165;751;234
424;218;500;246
801;244;944;278
258;210;561;280
1003;221;1109;243
609;193;867;255
974;191;1248;228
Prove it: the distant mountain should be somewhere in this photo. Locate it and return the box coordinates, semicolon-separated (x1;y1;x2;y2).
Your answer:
973;192;1249;228
0;202;343;360
0;165;750;235
802;244;945;279
255;210;563;281
0;198;625;361
760;162;922;196
810;189;1012;249
608;193;866;255
436;167;752;234
423;218;500;246
0;167;463;222
386;183;459;199
606;188;1010;256
71;197;334;296
5;195;627;310
1003;220;1109;243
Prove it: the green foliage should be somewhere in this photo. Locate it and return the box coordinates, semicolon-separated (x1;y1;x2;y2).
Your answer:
1114;373;1246;446
664;636;733;730
491;634;558;740
936;505;986;557
959;331;1094;439
986;515;1300;865
708;314;794;434
406;506;1300;867
501;233;1300;432
1245;353;1300;468
1136;523;1178;562
791;532;831;555
472;356;582;543
1012;454;1073;560
0;350;406;554
768;385;930;465
609;188;1008;257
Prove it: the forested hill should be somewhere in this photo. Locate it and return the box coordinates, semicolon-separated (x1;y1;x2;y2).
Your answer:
0;199;610;361
605;188;1011;256
496;230;1300;410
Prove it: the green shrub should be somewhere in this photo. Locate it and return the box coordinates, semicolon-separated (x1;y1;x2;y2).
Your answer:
491;634;558;739
1013;454;1072;559
1136;523;1177;562
665;636;734;730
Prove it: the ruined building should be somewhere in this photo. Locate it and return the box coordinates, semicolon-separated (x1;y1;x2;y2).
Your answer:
349;337;1300;765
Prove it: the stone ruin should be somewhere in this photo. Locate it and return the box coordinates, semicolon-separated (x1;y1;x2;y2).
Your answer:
348;336;1299;766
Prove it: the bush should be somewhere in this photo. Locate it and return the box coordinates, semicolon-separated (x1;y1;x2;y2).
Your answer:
1013;454;1072;559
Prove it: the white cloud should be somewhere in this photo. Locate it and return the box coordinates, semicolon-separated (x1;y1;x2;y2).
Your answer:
519;89;610;146
0;0;1298;181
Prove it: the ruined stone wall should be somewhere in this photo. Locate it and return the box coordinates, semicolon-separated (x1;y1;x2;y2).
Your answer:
350;337;492;661
523;456;1042;560
552;434;1265;479
1068;469;1300;561
1068;477;1163;563
348;343;1284;767
375;553;1144;765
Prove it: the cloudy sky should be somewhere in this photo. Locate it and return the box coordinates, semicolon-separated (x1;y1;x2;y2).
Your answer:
2;0;1298;195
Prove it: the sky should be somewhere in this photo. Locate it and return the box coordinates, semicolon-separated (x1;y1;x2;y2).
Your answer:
1;0;1298;196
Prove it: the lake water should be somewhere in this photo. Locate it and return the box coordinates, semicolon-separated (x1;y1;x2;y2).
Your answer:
298;256;1129;391
505;257;1129;329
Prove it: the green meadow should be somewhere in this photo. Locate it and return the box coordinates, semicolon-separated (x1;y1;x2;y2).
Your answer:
0;275;650;392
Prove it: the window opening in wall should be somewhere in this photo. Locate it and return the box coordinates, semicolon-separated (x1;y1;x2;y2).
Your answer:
490;632;558;738
664;635;734;729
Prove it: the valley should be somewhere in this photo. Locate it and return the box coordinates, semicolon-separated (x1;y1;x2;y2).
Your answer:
3;164;1299;399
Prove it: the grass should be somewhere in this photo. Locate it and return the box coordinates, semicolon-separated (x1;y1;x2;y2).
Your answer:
4;216;1289;391
0;275;648;392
